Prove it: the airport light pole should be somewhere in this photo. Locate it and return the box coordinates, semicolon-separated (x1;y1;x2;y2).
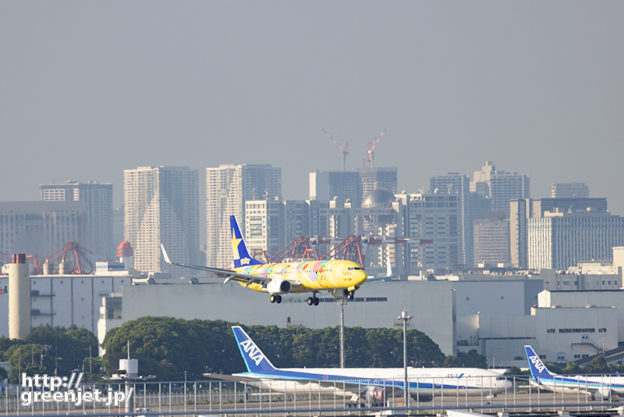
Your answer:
339;298;345;368
397;310;412;409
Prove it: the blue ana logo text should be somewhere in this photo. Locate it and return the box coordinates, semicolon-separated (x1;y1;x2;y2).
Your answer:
239;340;264;366
529;355;546;373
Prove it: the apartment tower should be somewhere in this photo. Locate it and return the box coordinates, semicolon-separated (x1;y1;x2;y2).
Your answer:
206;164;281;268
124;166;199;273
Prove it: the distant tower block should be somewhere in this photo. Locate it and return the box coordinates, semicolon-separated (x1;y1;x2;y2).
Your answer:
117;241;134;268
8;253;31;339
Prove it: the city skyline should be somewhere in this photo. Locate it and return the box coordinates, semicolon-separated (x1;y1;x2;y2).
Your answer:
2;2;623;213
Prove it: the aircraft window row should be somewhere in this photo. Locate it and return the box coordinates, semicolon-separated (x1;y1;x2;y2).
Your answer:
348;267;364;271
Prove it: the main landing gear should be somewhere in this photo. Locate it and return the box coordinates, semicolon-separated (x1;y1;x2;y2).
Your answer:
269;294;282;304
306;294;320;306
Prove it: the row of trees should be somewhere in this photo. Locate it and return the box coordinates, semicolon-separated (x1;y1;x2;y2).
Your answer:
101;317;487;380
1;318;489;383
0;325;99;383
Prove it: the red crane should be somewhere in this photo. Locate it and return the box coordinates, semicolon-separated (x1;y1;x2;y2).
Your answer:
322;128;350;171
365;128;387;169
45;242;95;274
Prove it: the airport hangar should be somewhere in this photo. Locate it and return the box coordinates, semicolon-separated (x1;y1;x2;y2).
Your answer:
1;260;620;367
97;276;618;367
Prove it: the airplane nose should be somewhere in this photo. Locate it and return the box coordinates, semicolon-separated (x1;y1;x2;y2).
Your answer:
358;270;368;284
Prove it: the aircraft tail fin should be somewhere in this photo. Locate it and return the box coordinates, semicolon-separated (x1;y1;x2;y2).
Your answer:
232;326;277;374
524;345;553;380
230;216;263;268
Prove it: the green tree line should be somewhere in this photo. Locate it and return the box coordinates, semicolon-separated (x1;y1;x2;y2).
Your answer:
0;325;98;383
1;318;491;383
101;317;468;380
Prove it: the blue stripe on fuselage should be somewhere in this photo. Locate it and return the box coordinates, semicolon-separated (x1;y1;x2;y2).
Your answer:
536;375;624;389
234;369;481;390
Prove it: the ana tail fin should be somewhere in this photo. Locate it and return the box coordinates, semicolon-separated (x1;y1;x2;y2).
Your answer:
230;216;262;268
232;326;277;373
524;345;553;380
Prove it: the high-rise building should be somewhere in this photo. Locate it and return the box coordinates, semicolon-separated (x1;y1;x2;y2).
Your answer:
245;198;285;258
510;198;608;268
124;166;199;273
471;161;530;217
395;192;460;274
528;211;624;270
473;212;510;266
551;183;590;198
0;201;87;257
308;199;330;238
40;181;113;258
206;164;281;268
309;171;362;208
359;167;398;202
430;173;472;267
284;200;311;243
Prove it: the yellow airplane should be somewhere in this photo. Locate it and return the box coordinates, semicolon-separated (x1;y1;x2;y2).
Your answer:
161;215;368;306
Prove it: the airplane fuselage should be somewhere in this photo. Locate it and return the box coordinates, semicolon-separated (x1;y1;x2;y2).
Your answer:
235;366;510;396
234;259;368;293
532;375;624;396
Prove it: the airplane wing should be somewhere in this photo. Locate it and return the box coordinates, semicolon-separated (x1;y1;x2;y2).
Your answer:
160;244;298;288
203;373;259;382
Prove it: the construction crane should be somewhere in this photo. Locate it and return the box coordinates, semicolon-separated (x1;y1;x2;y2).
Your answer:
44;242;96;274
365;128;388;170
322;128;350;171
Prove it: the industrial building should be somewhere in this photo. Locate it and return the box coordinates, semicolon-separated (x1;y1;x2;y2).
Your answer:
0;261;133;337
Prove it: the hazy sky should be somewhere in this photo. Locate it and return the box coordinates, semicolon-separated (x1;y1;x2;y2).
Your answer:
1;1;623;213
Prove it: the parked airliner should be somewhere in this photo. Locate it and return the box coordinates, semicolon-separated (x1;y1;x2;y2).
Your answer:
204;326;511;405
525;345;624;399
161;216;367;305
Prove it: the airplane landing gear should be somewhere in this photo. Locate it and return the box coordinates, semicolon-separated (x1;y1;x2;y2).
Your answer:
270;294;282;304
306;295;320;306
347;290;355;300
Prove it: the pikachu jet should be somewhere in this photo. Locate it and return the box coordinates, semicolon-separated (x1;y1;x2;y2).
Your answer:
161;216;368;305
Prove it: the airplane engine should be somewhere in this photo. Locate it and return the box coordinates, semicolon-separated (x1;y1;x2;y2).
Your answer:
331;288;349;299
267;278;291;295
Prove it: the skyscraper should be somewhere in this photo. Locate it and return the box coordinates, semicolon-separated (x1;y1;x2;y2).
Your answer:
40;181;113;258
430;173;472;267
0;201;87;257
206;164;281;268
473;212;510;266
551;183;590;198
245;198;285;258
124;166;199;273
471;161;530;217
396;192;460;274
359;167;398;202
510;198;608;268
528;211;624;270
309;171;362;208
